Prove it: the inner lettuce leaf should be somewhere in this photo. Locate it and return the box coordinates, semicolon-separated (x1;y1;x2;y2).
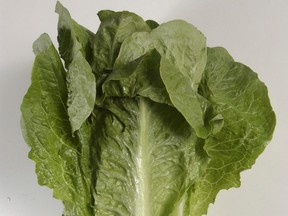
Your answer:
20;2;276;216
92;9;151;80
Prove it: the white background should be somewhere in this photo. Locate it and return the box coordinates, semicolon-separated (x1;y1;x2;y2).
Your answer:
0;0;287;215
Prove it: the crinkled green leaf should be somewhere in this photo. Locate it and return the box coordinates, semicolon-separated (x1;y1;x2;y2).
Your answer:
151;20;207;89
21;34;94;216
56;2;96;133
56;1;95;67
188;47;276;216
92;97;204;216
92;10;151;79
66;52;96;133
151;20;218;139
102;32;170;104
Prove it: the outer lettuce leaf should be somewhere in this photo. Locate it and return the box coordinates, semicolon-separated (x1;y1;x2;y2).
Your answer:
92;97;204;216
187;47;276;216
56;2;96;133
21;34;94;215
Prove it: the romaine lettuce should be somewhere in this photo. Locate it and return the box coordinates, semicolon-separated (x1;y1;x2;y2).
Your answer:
20;2;275;216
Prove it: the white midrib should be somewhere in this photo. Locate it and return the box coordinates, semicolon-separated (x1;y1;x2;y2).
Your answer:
135;98;151;216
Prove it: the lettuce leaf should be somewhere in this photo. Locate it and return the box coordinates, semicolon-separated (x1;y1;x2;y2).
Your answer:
21;2;276;216
92;97;202;215
56;2;96;133
21;34;94;215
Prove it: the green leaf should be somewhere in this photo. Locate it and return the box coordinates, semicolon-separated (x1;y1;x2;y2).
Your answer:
188;47;276;216
145;19;159;30
150;20;221;138
151;20;207;91
55;1;95;67
66;52;96;133
92;97;204;216
21;34;94;216
56;1;96;133
92;10;151;78
103;32;171;105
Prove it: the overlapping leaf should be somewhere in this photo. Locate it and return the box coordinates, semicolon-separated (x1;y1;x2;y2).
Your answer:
56;2;96;133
